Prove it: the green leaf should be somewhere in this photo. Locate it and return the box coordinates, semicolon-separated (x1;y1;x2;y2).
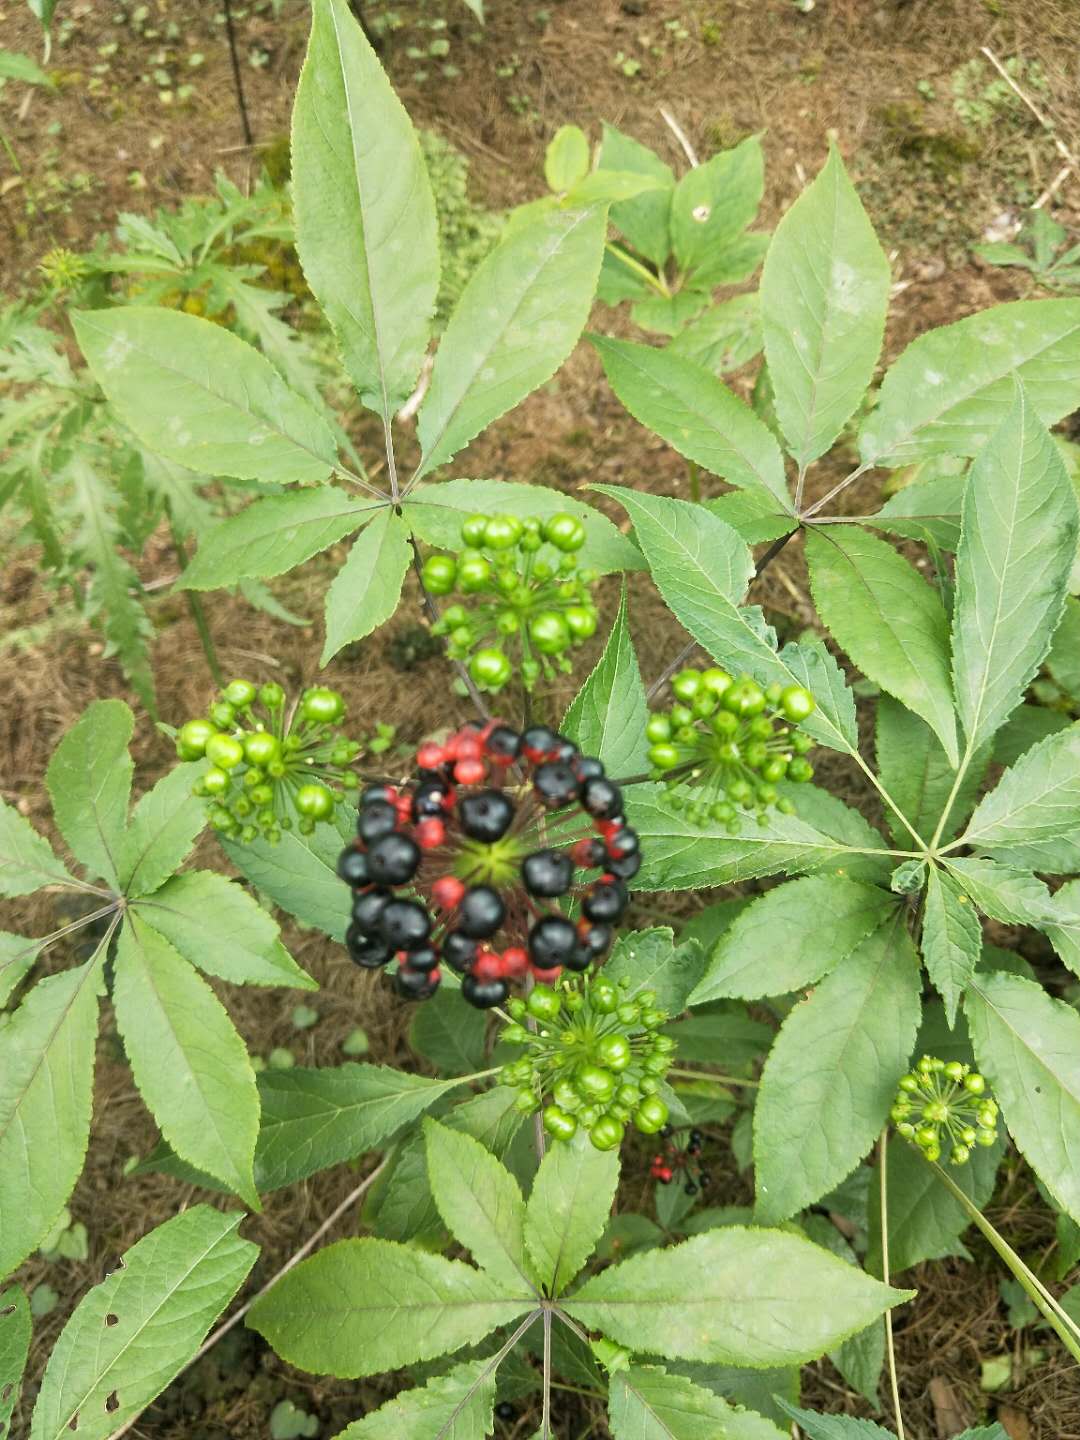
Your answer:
563;586;649;777
705;491;795;546
416;205;606;477
118;763;206;898
760;146;890;469
671;137;764;276
423;1120;533;1292
405;477;641;574
181;489;382;591
961;722;1080;872
73;308;338;486
321;507;412;663
546;124;590;191
0;49;53;84
223;819;350;940
333;1356;503;1439
869;465;966;550
608;1363;787;1440
0;801;74;897
112;917;260;1208
45;698;133;887
0;957;103;1277
628;784;861;892
866;1132;1002;1275
255;1064;466;1192
0;1285;31;1436
754;914;922;1223
775;1402;893;1439
993;703;1071;768
874;696;987;846
922;866;983;1025
409;987;487;1075
859;299;1080;467
29;1207;256;1440
605;928;705;1015
563;1227;910;1367
599;124;674;268
0;931;41;1007
798;1216;882;1406
136;871;316;990
247;1238;531;1378
590;336;790;505
292;0;438;419
524;1132;620;1294
668;1007;771;1068
951;385;1079;753
965;969;1080;1225
1047;596;1080;697
804;526;958;764
691;875;897;1004
669;293;763;376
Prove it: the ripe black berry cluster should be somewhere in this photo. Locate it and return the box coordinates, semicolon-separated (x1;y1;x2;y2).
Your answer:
421;512;601;692
647;667;816;830
336;722;640;1007
650;1126;712;1195
176;680;362;842
498;969;674;1151
891;1056;999;1165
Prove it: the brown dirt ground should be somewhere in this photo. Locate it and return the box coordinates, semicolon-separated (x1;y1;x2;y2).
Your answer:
3;0;1080;1436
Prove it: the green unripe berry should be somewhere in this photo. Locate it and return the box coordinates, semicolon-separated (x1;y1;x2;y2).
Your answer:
529;611;571;655
223;678;257;707
205;734;244;771
458;554;493;592
964;1072;986;1095
591;981;619;1014
701;668;733;696
577;1104;600;1129
501;1024;528;1046
483;515;522;549
495;610;520;636
302;687;345;724
596;1034;631;1072
646;715;672;744
643;1051;669;1074
709;710;739;736
543;512;586;552
543;1106;578;1141
672;668;702;702
976;1127;997;1147
295;783;334;820
670;704;693;729
202;766;228;796
209;701;236;729
944;1061;965;1082
723;678;767;717
639;1075;660;1095
616;1082;642;1108
787;756;814;783
461;514;490;546
470;648;512;690
259;682;285;709
565;606;598;640
590;1116;624;1151
515;1088;541;1114
554;1079;583;1113
177;718;217;760
422;555;457;595
576;1065;616;1104
923;1140;942;1162
791;731;814;755
692;689;718;718
243;731;280;766
649;743;681;772
761;757;788;783
528;984;561;1022
899;1074;919;1092
633;1096;669;1134
780;685;815;722
616;1001;640;1026
508;997;528;1020
951;1144;971;1165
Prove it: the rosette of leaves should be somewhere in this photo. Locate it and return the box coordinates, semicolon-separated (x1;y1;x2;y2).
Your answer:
0;699;317;1275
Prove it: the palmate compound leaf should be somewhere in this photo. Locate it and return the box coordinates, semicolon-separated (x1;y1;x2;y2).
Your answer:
777;1401;1007;1440
0;953;104;1278
423;1120;534;1294
415;203;607;478
921;865;983;1027
111;915;261;1209
0;1285;31;1436
563;585;649;778
753;912;922;1223
247;1239;533;1378
292;0;438;420
965;969;1080;1225
73;308;339;486
961;722;1080;873
223;816;351;940
760;145;890;471
561;1228;911;1367
320;507;413;663
524;1131;620;1295
44;697;133;889
333;1355;507;1440
0;799;74;898
30;1207;257;1440
804;525;958;765
608;1363;786;1440
118;762;207;899
950;384;1079;755
599;124;674;269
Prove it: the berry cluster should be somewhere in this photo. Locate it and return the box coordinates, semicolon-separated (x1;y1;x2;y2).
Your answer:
650;1126;712;1194
498;970;674;1151
646;667;816;830
335;723;640;1007
421;512;600;693
176;681;361;841
891;1056;999;1165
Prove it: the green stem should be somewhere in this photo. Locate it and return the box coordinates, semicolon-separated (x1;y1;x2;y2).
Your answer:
167;508;223;686
668;1066;759;1088
850;749;929;855
879;1134;908;1440
924;1152;1080;1362
605;241;671;297
928;744;974;855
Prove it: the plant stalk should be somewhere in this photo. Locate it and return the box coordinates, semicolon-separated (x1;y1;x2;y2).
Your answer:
166;509;223;686
879;1133;908;1440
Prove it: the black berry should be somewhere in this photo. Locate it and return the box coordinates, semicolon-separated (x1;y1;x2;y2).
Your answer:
584;879;627;923
582;777;623;819
379;898;432;951
564;943;593;972
337;847;370;887
443;930;478;973
574;756;605;782
408;945;440;973
358;800;398;845
352;889;390;930
486;725;521;760
607;850;642;880
367;832;421;885
521;725;559;759
361;785;396;807
458;885;505;938
413;782;450;818
495;1401;516;1422
528;915;578;968
462;974;509;1009
459;789;515;843
580;922;612;957
534;761;581;808
521;848;573;898
395;964;441;1000
345;923;392;969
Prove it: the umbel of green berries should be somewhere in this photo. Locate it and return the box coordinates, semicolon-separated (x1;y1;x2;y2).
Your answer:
498;969;675;1152
646;667;816;830
176;680;360;843
891;1055;999;1165
421;512;600;692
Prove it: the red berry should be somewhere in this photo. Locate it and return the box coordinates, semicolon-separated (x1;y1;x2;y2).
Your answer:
572;838;606;868
432;875;466;909
454;758;486;785
456;733;483;760
502;946;529;978
472;949;503;981
531;964;562;983
417;742;446;769
395;797;413;822
416;817;446;849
